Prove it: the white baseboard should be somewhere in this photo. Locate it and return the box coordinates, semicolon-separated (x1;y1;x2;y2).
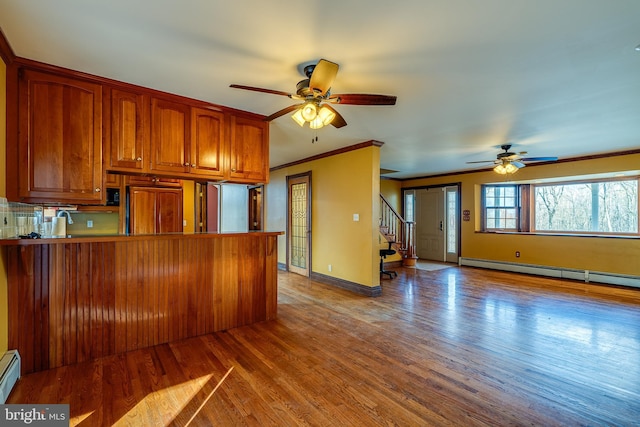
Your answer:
459;258;640;289
0;350;20;403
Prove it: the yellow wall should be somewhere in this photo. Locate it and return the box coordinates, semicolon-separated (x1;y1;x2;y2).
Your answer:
266;145;381;288
182;181;195;233
380;178;402;211
0;57;8;352
403;153;640;276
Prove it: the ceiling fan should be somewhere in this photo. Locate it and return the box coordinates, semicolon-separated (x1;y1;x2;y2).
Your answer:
230;59;397;129
467;144;558;174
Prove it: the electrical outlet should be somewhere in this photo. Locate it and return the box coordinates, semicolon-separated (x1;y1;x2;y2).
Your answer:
87;220;93;228
515;251;520;258
328;264;332;272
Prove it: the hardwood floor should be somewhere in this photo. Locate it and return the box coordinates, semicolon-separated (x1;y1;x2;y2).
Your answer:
8;266;640;426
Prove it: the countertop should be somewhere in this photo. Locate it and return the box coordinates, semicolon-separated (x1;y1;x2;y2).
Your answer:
0;231;284;246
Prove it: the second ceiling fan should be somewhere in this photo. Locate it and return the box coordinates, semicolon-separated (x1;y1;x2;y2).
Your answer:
230;59;397;129
467;144;558;174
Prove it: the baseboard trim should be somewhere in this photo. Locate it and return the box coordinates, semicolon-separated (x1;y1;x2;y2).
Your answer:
310;272;382;297
0;350;20;403
459;257;640;289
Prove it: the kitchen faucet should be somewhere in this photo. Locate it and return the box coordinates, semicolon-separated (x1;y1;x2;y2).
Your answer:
57;210;74;224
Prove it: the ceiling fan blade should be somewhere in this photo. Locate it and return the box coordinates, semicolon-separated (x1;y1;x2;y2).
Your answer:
323;104;347;128
520;156;558;162
328;93;397;105
230;84;293;98
309;59;339;96
511;161;526;169
466;160;497;164
264;104;303;122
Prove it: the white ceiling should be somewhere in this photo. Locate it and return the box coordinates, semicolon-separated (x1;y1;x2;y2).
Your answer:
1;0;639;179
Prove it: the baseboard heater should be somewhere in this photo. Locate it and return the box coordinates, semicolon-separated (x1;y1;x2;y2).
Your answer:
459;258;640;289
0;350;20;403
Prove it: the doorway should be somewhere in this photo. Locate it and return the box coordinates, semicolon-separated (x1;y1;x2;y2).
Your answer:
248;185;263;231
287;172;311;277
410;185;459;263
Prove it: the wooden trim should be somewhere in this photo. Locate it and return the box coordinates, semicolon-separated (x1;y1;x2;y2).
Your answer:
0;27;16;64
271;140;385;172
310;271;382;297
401;148;640;181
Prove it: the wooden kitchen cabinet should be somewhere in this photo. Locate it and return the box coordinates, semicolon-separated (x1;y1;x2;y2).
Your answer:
129;186;183;234
13;68;103;204
127;175;182;187
229;115;269;183
106;87;149;172
150;101;228;179
150;97;191;174
191;107;227;178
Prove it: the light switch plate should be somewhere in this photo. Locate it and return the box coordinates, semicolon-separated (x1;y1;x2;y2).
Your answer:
353;213;359;221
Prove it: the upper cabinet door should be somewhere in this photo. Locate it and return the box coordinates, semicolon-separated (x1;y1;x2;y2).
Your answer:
17;69;103;203
190;107;227;178
150;97;190;174
229;116;269;183
108;88;149;172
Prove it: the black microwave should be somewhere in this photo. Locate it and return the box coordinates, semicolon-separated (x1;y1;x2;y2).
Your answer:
106;188;120;206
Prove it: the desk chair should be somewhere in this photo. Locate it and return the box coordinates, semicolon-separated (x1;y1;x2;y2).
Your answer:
380;242;398;279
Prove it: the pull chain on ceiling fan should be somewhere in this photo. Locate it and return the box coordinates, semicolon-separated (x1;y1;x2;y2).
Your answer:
230;59;397;130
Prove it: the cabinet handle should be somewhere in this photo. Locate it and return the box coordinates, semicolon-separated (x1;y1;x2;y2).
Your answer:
136;157;142;161
95;188;101;193
231;168;236;172
184;163;190;167
191;163;196;167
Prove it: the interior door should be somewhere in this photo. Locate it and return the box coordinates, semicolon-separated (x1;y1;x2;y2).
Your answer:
416;188;445;261
287;173;311;277
248;186;263;231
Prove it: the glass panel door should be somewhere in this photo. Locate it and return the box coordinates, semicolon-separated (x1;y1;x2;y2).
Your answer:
288;173;311;276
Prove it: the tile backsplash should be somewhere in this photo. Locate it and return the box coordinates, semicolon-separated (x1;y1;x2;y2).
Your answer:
0;199;119;238
1;198;44;238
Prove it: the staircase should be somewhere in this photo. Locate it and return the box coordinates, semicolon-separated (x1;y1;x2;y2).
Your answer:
380;194;417;266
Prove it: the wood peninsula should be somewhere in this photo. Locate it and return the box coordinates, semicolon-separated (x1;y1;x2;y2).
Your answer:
2;232;281;374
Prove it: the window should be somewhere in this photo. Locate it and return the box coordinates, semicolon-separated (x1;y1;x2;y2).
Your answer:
482;177;639;236
484;185;519;231
534;180;638;234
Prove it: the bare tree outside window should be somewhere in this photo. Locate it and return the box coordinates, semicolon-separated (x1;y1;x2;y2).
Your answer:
534;180;638;233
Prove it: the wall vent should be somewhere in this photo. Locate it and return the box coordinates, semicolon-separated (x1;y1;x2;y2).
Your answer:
0;350;21;403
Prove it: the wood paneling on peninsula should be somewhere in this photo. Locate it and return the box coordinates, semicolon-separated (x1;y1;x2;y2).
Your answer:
5;233;280;374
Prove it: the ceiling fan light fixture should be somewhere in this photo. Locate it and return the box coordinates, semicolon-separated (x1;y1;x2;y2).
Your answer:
309;116;324;129
300;102;318;121
494;161;520;174
317;105;336;126
291;108;305;126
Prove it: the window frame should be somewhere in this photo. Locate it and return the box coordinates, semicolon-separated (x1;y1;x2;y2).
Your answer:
482;184;522;232
531;176;639;236
481;176;640;237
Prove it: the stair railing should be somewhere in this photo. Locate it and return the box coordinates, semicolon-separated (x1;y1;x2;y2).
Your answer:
380;194;416;261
